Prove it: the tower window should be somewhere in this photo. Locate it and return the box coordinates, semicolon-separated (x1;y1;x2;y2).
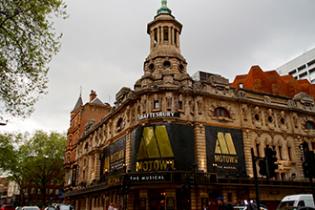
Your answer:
163;26;169;42
148;63;155;71
163;60;171;68
174;30;178;45
154;28;158;46
179;64;184;72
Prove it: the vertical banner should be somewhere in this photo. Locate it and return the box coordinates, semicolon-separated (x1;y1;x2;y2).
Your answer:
205;126;246;177
109;136;126;172
131;124;195;172
101;136;126;176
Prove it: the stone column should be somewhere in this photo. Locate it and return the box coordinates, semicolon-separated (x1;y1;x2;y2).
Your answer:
75;200;79;210
170;27;174;45
243;129;253;177
194;124;207;172
85;197;89;210
191;189;200;210
95;152;101;181
126;132;132;172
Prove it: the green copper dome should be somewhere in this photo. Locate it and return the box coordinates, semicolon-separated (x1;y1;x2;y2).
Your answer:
157;0;172;15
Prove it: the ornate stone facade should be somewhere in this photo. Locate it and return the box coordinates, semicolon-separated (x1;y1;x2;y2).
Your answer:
64;2;315;210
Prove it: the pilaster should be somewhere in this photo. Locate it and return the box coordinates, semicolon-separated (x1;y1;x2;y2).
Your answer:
194;124;207;172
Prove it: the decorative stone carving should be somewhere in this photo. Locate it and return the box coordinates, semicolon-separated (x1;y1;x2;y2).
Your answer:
264;96;271;104
115;87;132;105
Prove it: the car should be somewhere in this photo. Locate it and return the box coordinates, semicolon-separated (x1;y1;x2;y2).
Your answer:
20;206;40;210
0;205;15;210
277;194;315;210
44;207;56;210
234;203;268;210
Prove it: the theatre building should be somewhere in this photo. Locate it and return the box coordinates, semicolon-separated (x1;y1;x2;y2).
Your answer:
64;1;315;210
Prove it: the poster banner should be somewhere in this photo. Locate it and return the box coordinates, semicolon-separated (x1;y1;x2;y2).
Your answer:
131;124;195;172
101;136;126;175
109;137;125;172
205;126;246;177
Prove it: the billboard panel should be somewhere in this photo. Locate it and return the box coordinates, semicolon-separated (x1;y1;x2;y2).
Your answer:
206;126;246;177
101;136;126;175
131;124;195;172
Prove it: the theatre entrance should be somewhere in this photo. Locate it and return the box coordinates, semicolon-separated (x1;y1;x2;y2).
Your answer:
148;190;166;210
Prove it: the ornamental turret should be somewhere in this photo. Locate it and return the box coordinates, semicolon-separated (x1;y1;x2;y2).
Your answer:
135;0;192;90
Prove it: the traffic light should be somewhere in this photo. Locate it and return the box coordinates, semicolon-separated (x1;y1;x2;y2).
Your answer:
265;147;278;178
258;159;267;176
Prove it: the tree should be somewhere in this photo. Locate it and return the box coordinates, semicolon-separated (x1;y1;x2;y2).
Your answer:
0;131;66;206
0;0;67;119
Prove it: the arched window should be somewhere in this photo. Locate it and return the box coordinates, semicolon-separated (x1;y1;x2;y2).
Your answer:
116;117;124;131
84;142;89;152
214;107;230;118
305;121;315;130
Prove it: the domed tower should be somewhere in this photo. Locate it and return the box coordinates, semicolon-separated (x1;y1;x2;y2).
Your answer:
135;0;192;90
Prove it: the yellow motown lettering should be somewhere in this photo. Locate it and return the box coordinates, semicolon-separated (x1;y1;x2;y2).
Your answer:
214;155;238;164
136;159;175;172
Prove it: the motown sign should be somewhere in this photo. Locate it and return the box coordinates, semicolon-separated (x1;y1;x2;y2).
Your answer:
131;124;195;172
206;126;246;177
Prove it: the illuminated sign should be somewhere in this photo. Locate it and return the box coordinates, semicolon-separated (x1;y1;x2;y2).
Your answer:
214;132;238;164
131;124;195;172
206;126;246;177
129;174;166;182
136;125;174;172
138;112;179;120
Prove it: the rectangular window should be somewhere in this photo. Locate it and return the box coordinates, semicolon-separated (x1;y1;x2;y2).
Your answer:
167;97;172;110
298;65;306;71
163;26;169;42
289;69;297;75
154;28;158;46
177;100;183;110
307;59;315;67
153;100;160;109
174;30;177;45
299;72;307;78
309;67;315;74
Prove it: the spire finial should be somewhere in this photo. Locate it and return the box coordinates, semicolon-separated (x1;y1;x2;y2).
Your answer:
161;0;167;7
157;0;171;15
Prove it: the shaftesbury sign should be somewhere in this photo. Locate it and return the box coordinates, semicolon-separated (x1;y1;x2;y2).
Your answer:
137;112;180;120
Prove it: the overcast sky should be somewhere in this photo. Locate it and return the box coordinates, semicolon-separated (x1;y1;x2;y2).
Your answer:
2;0;315;133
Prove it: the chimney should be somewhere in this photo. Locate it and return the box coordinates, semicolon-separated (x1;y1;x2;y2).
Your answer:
89;90;97;102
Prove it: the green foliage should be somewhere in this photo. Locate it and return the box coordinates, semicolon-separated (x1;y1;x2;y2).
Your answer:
0;131;66;205
0;0;67;118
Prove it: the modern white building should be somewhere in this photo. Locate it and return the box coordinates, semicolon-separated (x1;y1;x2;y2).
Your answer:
277;47;315;83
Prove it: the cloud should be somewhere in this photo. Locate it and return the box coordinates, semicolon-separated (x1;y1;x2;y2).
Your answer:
2;0;315;133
